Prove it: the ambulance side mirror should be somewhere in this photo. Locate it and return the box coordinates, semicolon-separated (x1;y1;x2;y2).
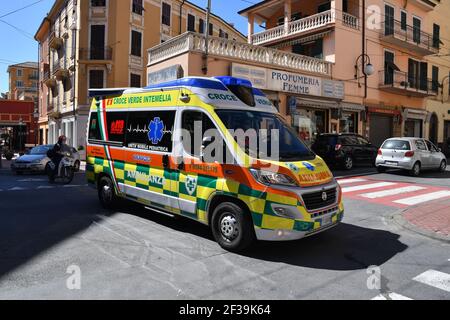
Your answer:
200;136;213;162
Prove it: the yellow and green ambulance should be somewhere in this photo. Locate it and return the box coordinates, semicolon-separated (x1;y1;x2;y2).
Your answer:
86;76;343;251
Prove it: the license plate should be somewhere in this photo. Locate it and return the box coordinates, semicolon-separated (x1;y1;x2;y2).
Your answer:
321;215;332;226
385;161;398;165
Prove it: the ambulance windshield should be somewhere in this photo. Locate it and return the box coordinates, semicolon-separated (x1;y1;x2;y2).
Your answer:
226;85;256;107
216;110;315;162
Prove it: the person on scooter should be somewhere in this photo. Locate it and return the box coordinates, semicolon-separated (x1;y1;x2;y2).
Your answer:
51;135;70;176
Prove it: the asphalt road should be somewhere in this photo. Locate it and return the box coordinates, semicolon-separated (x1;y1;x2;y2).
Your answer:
0;167;449;300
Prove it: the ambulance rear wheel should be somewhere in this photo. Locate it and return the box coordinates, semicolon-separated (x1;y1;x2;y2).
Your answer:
98;176;118;210
211;202;255;252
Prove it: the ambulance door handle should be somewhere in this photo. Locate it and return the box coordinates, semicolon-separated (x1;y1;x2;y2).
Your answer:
162;155;170;169
178;162;185;171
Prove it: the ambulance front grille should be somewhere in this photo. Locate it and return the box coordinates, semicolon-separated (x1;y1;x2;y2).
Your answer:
302;188;337;211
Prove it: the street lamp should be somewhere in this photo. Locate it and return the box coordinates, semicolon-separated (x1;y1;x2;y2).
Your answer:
354;53;374;99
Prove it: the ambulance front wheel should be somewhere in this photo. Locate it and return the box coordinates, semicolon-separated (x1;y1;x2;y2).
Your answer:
98;176;118;210
211;202;256;252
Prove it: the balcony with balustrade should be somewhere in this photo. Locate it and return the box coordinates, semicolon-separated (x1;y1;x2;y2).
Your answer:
49;31;64;50
239;0;360;46
147;32;332;76
379;70;438;97
52;58;70;81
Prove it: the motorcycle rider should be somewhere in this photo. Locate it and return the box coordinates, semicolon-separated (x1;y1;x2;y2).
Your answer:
51;135;70;176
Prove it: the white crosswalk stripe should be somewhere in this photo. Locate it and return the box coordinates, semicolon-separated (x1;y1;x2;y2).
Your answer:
393;191;450;205
372;292;413;300
342;182;397;193
371;269;450;300
413;270;450;293
337;178;367;185
361;186;427;199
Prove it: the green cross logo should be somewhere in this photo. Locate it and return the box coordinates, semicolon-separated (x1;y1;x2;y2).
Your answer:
185;176;197;196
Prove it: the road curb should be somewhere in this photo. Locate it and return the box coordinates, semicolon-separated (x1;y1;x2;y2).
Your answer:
388;209;450;244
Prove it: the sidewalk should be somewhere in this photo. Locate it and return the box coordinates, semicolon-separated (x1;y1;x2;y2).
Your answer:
393;199;450;242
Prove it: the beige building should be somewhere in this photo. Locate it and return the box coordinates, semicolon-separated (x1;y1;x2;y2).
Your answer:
148;0;443;148
7;62;39;101
35;0;245;153
424;0;450;156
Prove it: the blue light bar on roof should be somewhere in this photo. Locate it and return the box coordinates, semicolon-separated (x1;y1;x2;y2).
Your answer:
144;78;228;91
214;76;253;88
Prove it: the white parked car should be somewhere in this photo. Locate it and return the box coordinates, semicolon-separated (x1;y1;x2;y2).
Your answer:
376;138;447;176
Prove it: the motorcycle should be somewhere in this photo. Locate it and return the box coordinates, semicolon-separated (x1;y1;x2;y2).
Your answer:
46;152;75;184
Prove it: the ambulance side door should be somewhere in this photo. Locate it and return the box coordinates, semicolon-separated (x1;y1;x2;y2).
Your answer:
124;108;178;211
174;108;225;221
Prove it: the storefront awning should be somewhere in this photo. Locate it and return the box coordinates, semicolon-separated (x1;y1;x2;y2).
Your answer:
273;31;333;49
296;97;339;109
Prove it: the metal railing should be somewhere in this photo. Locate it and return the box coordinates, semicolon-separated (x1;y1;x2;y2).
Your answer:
148;32;332;76
379;70;438;95
381;19;439;53
251;10;336;45
79;47;113;60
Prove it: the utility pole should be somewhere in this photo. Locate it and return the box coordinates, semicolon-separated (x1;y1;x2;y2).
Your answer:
202;0;211;74
362;0;367;99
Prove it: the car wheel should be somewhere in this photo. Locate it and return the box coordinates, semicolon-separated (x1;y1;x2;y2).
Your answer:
98;176;118;210
377;166;386;173
439;160;447;172
211;202;255;252
74;160;80;172
410;162;421;177
343;155;354;170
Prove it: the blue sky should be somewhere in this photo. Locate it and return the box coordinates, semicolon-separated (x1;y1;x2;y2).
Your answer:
0;0;257;94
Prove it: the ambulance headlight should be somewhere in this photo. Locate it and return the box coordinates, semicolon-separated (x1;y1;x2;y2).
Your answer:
250;169;298;187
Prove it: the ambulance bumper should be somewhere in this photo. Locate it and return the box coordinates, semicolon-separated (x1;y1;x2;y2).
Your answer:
255;220;341;241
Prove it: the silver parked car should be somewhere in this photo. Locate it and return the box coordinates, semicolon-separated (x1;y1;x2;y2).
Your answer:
376;138;447;176
11;145;81;175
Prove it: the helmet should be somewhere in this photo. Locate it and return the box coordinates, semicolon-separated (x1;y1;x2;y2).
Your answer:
58;135;67;143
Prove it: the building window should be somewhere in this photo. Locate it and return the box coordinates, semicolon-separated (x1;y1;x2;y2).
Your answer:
432;66;439;92
433;24;440;49
131;30;142;57
187;14;195;32
400;11;407;31
17;69;23;77
130;73;141;87
16;80;24;88
199;18;205;34
219;29;224;38
132;0;144;15
162;2;171;26
412;17;421;44
208;23;213;36
91;0;106;6
292;39;323;59
89;70;104;89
